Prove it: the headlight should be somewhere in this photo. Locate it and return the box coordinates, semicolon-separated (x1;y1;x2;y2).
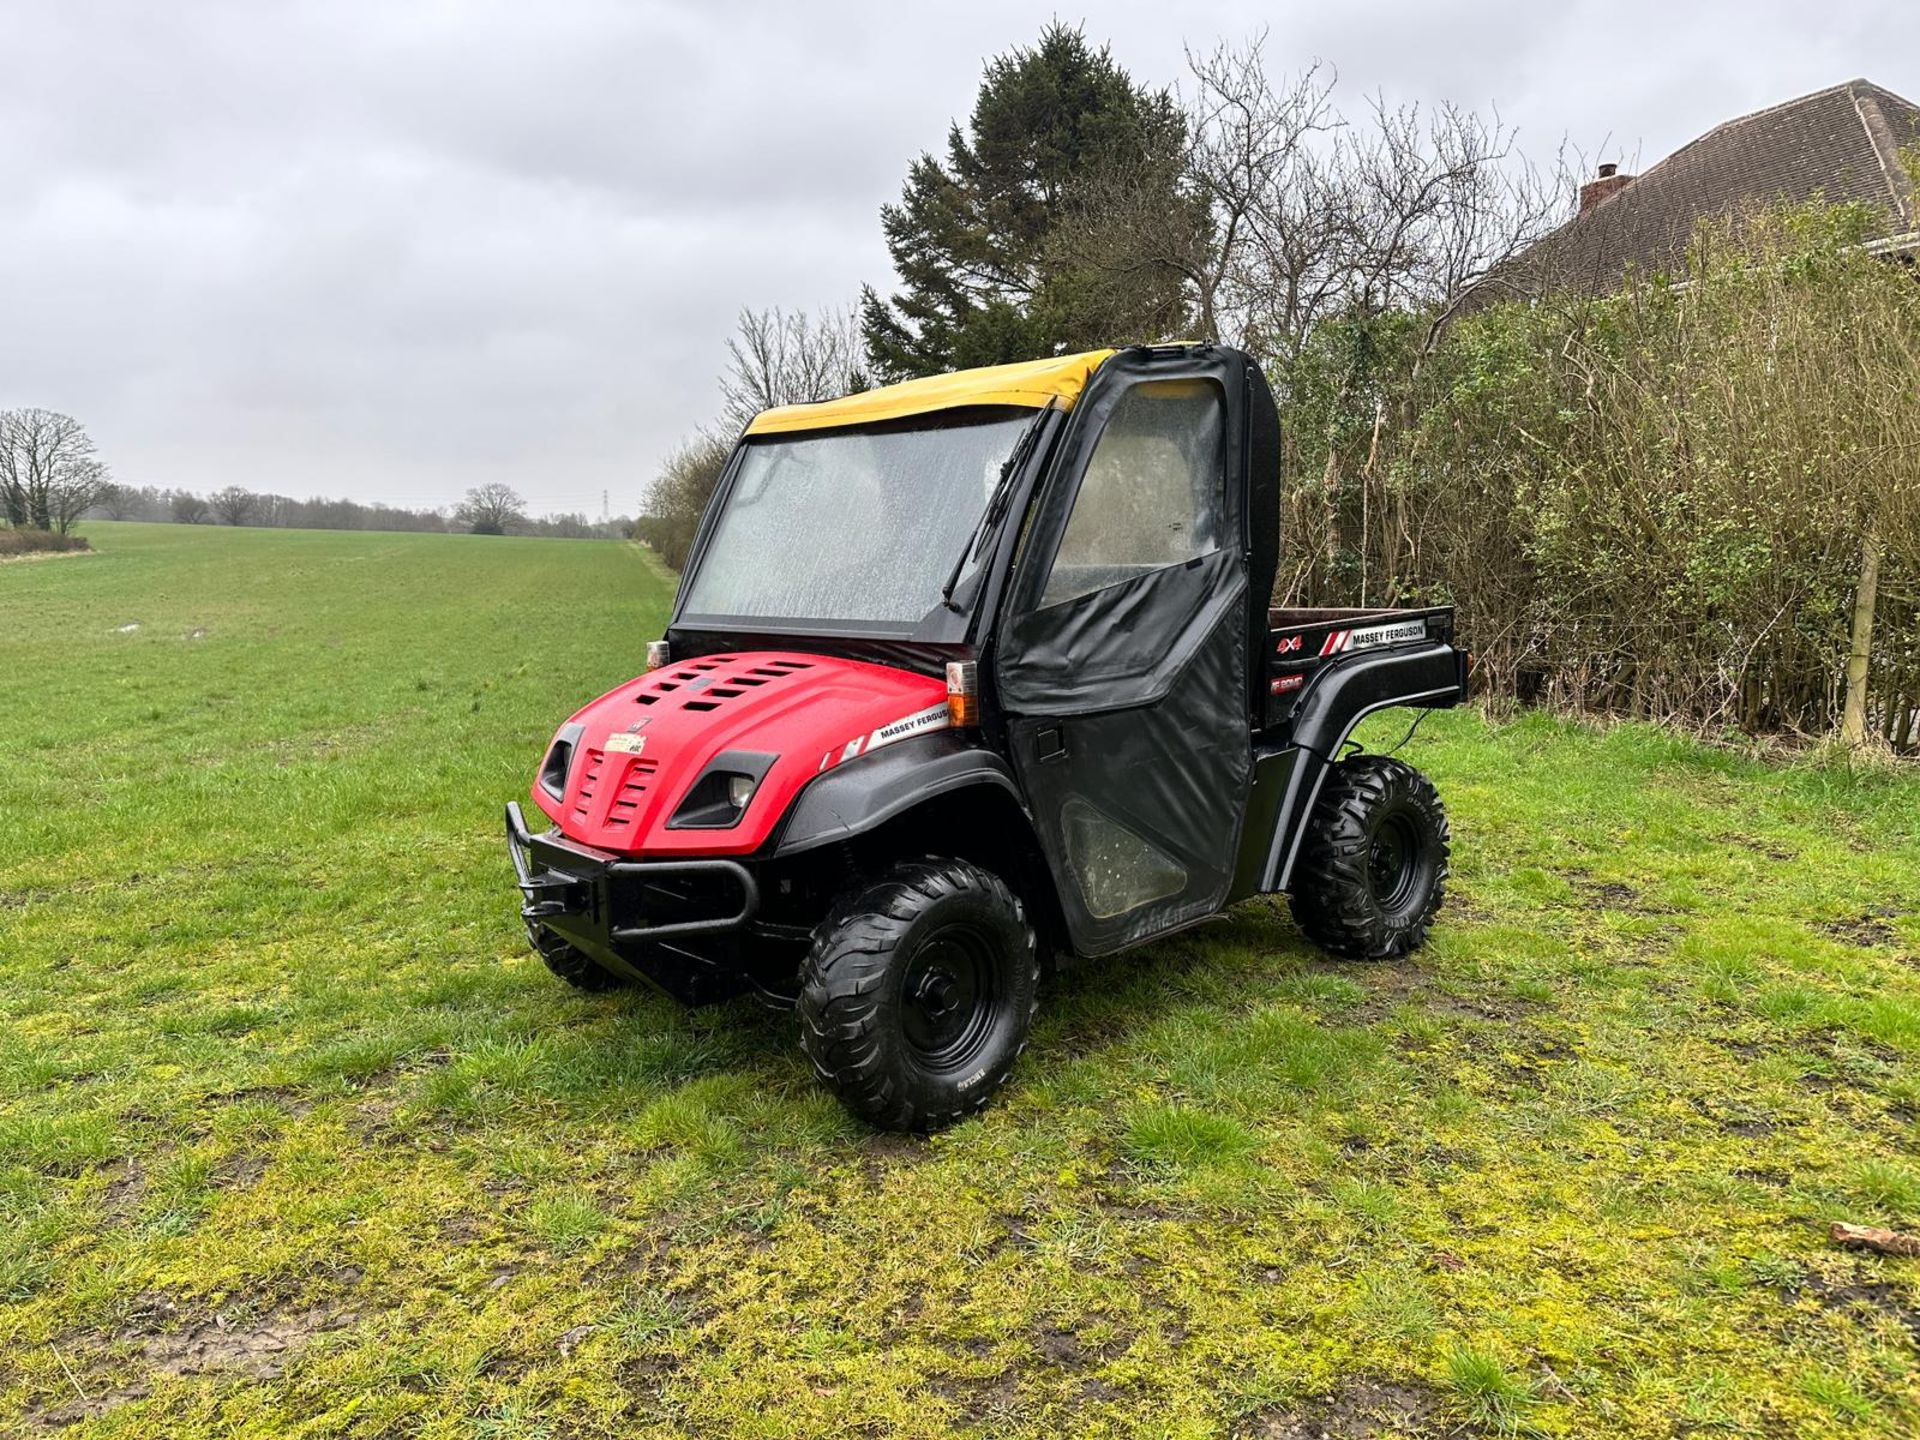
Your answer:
538;723;584;800
667;751;778;830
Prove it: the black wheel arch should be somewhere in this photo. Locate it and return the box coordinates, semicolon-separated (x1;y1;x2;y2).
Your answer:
1283;642;1465;758
1260;642;1466;892
774;731;1071;960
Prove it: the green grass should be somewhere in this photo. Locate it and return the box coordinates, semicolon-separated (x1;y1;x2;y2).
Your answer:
3;520;1919;1436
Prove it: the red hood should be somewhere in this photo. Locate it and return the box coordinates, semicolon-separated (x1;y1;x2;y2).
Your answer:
529;651;950;855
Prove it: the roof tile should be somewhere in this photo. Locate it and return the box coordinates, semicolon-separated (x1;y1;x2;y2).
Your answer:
1487;79;1920;297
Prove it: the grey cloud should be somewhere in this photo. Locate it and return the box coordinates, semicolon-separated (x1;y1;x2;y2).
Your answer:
1;0;1911;514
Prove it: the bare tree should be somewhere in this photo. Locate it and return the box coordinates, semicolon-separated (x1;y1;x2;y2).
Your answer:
1176;41;1342;348
1047;39;1353;361
718;307;868;433
1343;96;1570;356
49;458;107;534
0;408;109;533
92;482;134;520
1050;37;1566;370
169;490;210;524
209;486;258;526
637;434;732;570
455;483;526;536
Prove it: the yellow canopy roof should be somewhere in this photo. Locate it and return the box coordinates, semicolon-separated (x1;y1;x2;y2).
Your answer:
744;349;1118;436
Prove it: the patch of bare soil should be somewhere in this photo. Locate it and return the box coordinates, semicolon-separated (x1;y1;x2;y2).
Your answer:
1343;958;1543;1035
1720;831;1798;862
1819;909;1903;948
28;1296;360;1428
1561;866;1671;915
99;1158;148;1218
930;1361;1023;1427
1338;959;1437;1024
1028;1318;1127;1370
137;1302;357;1379
29;1380;156;1429
1243;1378;1449;1437
930;1320;1140;1423
1802;1271;1920;1348
859;1130;930;1183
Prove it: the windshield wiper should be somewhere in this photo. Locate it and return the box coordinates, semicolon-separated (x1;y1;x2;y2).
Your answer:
940;405;1052;613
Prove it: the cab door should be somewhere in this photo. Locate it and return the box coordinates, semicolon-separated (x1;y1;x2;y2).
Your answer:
993;352;1253;956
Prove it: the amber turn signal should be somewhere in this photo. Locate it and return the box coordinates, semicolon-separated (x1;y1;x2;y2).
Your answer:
645;639;671;672
945;660;979;727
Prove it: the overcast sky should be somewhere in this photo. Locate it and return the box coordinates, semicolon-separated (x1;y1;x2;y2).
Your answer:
2;2;1910;516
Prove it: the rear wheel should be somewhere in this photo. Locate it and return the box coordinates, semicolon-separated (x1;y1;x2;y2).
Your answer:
799;858;1039;1132
526;922;627;992
1291;755;1448;960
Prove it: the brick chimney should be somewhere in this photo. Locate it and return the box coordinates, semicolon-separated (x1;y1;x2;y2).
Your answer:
1579;162;1634;215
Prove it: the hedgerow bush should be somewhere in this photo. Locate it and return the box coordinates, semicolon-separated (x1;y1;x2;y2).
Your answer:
1278;198;1920;746
0;527;90;557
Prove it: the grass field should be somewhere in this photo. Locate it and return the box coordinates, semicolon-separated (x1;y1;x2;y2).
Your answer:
3;521;1918;1438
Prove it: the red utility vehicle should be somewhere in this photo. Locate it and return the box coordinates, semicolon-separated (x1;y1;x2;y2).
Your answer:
508;345;1465;1129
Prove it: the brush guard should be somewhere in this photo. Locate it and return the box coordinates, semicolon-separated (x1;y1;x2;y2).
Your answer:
505;802;759;943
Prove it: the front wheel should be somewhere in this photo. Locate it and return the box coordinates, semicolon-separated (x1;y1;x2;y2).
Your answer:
526;922;627;992
799;858;1039;1132
1291;755;1449;960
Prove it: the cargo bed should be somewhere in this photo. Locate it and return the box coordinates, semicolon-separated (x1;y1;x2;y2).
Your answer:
1263;605;1457;729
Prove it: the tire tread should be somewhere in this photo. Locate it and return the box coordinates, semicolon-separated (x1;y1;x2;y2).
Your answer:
528;925;627;991
1291;755;1449;960
798;858;1039;1132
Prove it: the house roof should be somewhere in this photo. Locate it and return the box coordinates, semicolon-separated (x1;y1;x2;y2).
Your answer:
744;349;1117;436
1484;79;1920;298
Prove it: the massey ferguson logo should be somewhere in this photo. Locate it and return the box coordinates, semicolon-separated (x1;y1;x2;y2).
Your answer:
818;703;952;773
1352;619;1428;649
1319;619;1428;657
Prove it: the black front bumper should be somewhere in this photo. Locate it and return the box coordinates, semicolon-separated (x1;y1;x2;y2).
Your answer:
505;802;762;1001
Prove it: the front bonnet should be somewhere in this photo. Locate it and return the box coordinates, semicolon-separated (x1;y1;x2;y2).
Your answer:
528;652;950;855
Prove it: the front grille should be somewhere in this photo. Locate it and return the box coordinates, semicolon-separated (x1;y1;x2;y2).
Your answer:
604;758;659;829
571;749;606;826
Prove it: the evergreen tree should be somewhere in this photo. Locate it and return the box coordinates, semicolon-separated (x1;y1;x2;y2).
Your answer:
861;24;1197;379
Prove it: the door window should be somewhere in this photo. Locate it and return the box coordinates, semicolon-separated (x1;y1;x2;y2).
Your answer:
1039;380;1226;608
1061;797;1188;918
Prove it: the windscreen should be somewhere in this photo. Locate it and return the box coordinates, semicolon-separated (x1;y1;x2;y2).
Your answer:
680;410;1034;626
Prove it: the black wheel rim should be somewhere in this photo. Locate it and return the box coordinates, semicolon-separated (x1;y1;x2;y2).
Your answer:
1369;812;1422;910
900;923;1000;1070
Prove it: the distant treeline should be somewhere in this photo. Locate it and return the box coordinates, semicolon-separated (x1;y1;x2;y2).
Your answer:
91;483;630;540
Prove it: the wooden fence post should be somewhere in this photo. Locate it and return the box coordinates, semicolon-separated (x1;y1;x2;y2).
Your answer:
1839;519;1882;749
